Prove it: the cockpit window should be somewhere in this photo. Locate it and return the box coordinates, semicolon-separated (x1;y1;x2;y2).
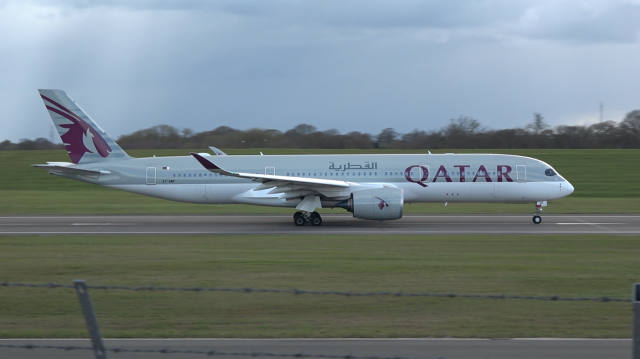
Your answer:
545;169;556;176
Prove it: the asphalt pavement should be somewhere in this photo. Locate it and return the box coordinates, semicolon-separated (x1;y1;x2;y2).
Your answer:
0;214;639;235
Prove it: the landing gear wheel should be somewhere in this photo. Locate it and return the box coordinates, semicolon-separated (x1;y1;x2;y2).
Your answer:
310;212;323;226
293;212;306;226
532;215;542;224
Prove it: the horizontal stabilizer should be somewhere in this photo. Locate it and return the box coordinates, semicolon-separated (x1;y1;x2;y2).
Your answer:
32;162;111;176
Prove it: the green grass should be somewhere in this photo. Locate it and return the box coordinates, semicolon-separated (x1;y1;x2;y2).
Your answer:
0;234;637;338
2;149;637;338
1;148;639;214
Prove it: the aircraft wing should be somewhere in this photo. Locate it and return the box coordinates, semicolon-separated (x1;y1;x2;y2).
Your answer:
32;162;111;176
190;153;350;197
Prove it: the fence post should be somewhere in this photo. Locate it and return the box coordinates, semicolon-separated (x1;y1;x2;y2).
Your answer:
74;280;108;359
634;283;640;359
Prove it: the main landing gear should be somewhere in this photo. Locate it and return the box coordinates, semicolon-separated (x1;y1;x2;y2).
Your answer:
293;211;323;226
532;201;544;224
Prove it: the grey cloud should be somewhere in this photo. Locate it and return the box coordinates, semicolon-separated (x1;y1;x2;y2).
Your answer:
1;0;640;143
511;1;640;44
11;0;640;44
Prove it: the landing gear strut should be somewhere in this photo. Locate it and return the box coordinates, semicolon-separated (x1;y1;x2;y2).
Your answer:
532;202;544;224
293;211;323;226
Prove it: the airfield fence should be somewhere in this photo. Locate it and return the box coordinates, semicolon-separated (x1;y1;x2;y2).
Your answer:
1;280;639;359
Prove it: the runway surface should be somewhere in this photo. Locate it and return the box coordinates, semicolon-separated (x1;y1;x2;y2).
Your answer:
0;214;639;235
0;338;631;359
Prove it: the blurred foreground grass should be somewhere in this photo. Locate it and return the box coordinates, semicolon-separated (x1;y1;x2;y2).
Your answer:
1;234;637;338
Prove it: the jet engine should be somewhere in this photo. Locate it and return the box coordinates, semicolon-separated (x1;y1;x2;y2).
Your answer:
336;188;404;220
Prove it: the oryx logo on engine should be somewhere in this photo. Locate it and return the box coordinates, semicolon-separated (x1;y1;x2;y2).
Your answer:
374;196;389;210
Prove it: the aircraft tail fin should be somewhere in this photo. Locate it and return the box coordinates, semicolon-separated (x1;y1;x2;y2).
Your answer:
38;89;132;164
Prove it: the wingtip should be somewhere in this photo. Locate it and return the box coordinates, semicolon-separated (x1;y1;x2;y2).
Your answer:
190;152;220;170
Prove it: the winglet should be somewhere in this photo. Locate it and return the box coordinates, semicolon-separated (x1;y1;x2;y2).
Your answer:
208;146;227;156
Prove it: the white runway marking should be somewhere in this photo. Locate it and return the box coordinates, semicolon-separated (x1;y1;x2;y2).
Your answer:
1;215;640;235
556;223;625;225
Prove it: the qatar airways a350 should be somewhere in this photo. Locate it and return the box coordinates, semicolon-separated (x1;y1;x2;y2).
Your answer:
34;89;574;226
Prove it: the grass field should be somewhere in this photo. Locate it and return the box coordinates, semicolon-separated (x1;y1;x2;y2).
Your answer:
1;234;637;338
1;148;639;214
1;149;638;339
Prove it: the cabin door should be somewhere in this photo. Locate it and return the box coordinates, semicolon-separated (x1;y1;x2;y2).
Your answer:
516;165;526;183
265;166;276;175
146;167;156;185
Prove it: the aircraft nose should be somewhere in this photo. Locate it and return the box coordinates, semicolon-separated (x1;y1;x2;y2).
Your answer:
564;181;574;195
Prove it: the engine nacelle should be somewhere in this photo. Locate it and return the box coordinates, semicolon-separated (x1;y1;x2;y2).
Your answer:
336;188;404;220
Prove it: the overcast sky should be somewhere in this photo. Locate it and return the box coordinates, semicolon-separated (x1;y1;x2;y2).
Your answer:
2;0;640;143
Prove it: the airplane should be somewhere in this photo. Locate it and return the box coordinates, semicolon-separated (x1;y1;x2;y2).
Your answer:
33;89;574;226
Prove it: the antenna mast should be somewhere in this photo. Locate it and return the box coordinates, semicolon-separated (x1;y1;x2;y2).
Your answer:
600;101;603;123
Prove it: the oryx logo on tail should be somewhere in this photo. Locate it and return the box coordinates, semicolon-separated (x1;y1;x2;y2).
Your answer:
41;94;112;164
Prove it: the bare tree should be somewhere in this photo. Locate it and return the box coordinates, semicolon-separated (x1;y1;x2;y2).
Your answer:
620;110;640;135
290;124;318;135
443;116;482;136
526;113;549;134
376;128;399;147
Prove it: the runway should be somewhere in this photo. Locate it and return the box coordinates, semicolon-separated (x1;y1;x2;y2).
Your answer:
0;338;631;359
0;214;639;235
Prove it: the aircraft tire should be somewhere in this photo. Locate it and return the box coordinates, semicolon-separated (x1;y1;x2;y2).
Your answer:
293;212;306;226
310;213;323;226
532;215;542;224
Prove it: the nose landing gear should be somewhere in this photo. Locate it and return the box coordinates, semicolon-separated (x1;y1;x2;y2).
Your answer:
293;211;323;226
532;201;546;224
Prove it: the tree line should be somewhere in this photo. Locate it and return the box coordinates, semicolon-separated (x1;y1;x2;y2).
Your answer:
3;110;640;151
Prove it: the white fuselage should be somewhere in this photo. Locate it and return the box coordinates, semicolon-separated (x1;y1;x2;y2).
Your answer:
55;153;574;209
